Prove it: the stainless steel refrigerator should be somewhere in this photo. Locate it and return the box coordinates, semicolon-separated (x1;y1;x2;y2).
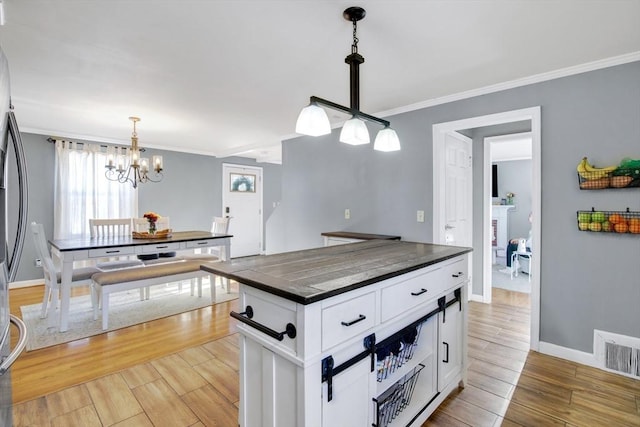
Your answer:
0;45;29;426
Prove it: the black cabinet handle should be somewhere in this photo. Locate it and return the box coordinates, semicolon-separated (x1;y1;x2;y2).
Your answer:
341;314;366;327
105;250;121;254
230;305;297;341
155;245;169;249
442;341;450;363
452;271;464;278
411;288;427;296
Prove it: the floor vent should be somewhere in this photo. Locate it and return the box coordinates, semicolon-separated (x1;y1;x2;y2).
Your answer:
594;330;640;379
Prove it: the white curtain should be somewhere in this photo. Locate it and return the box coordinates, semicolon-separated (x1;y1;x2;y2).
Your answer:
54;140;138;239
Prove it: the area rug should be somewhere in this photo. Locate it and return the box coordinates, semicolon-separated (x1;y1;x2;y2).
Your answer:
491;264;531;294
20;280;238;351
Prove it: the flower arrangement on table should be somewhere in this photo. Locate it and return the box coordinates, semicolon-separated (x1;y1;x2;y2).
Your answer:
505;192;515;205
143;211;160;234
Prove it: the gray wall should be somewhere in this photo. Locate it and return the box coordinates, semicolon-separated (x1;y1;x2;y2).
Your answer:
11;134;281;282
280;61;640;354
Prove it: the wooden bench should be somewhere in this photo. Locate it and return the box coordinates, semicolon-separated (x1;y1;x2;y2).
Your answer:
91;260;211;330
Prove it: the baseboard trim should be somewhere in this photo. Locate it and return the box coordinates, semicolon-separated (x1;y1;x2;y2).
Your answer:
9;279;43;289
538;341;598;369
469;293;485;303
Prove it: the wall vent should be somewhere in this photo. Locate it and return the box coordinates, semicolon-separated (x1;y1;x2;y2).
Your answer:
594;330;640;379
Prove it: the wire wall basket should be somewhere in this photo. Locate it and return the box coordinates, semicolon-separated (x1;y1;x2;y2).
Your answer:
576;208;640;234
376;322;422;382
373;364;425;427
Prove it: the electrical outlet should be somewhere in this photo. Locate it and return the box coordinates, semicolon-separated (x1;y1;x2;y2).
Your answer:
34;258;42;267
345;208;351;219
417;210;425;223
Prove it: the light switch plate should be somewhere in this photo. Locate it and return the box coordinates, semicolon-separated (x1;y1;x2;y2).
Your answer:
345;208;351;219
417;210;425;223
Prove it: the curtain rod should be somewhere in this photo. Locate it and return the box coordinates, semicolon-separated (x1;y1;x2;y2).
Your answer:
46;137;146;152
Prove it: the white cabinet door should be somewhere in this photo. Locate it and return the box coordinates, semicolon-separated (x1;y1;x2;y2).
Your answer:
322;357;371;427
438;298;463;391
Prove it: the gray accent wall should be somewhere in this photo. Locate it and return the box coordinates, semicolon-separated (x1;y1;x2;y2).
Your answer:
11;134;281;282
280;61;640;354
495;159;533;241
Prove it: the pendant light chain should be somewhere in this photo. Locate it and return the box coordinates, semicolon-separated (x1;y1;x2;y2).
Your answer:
351;19;359;54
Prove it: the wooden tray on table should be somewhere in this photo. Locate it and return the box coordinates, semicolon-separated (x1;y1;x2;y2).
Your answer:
132;229;173;239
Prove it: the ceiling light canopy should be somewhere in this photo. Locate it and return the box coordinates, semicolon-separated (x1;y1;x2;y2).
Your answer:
296;6;400;152
105;117;163;188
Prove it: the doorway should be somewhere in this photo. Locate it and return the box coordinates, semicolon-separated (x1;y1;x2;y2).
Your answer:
222;163;263;258
432;107;541;351
487;133;533;294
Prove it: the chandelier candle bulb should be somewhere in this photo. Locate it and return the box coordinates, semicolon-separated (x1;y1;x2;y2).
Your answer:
140;158;149;174
153;155;163;172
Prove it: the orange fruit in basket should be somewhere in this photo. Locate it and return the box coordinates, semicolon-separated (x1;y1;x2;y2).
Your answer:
608;213;625;224
614;222;629;233
629;218;640;234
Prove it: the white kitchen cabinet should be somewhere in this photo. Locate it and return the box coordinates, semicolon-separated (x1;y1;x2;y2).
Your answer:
208;240;471;427
438;292;464;391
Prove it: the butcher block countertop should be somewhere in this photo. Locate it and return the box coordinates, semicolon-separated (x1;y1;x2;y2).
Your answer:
201;240;471;305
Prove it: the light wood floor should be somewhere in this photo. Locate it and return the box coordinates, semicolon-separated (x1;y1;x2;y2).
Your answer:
9;285;640;426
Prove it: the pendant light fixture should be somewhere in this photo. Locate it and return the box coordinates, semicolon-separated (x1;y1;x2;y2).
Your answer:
105;116;163;188
296;6;400;152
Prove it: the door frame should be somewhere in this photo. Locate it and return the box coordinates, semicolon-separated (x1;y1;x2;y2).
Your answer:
222;163;264;257
432;106;541;351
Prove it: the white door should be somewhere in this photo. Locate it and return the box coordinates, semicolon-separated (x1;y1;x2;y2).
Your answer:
222;164;263;258
442;132;472;246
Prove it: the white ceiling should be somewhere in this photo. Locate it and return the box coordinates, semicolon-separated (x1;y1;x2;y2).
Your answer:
1;1;639;164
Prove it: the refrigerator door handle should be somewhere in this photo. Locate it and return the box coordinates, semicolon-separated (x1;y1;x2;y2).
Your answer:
0;315;27;375
6;110;28;282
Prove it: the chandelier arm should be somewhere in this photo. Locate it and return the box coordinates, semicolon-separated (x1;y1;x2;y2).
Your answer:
310;96;390;128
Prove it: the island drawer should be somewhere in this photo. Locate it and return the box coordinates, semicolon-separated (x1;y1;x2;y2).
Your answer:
440;256;468;290
185;239;217;249
380;266;443;323
88;247;136;258
322;291;376;351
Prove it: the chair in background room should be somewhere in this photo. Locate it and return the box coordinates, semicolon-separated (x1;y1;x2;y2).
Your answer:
31;222;99;318
88;218;143;270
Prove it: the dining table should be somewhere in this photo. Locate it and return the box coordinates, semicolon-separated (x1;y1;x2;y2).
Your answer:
49;230;232;332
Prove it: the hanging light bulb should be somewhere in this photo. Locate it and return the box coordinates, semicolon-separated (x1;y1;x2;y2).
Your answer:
374;127;401;152
296;103;331;136
339;117;370;145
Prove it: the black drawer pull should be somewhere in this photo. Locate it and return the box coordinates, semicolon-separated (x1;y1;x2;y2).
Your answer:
155;245;169;249
411;288;428;296
443;341;450;363
105;250;120;254
230;305;297;341
452;271;464;278
196;241;208;245
341;314;366;327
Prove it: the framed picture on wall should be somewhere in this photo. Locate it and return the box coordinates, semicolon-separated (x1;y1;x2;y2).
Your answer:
230;173;256;193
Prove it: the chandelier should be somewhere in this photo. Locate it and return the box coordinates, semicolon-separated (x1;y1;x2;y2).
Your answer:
295;6;400;152
105;116;163;188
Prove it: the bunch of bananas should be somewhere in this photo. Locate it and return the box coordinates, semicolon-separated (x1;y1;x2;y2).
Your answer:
577;157;617;180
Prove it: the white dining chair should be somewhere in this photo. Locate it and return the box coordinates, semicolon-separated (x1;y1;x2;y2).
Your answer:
88;218;143;270
31;222;99;318
181;216;232;294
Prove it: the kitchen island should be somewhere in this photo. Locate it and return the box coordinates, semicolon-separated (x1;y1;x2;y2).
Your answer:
201;240;472;427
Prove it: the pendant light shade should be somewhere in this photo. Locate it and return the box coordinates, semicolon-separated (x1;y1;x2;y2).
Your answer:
339;117;370;145
296;103;331;136
373;127;401;152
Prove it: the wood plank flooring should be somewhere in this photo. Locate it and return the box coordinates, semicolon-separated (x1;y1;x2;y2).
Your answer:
9;285;640;426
